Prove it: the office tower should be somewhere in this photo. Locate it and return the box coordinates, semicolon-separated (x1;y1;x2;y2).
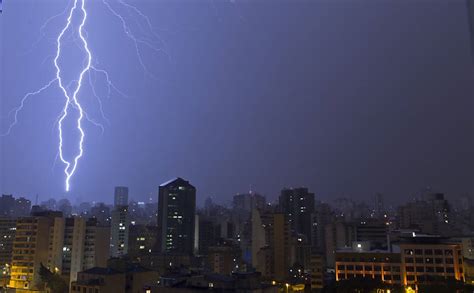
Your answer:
110;206;130;257
279;187;315;242
114;186;129;207
157;178;196;255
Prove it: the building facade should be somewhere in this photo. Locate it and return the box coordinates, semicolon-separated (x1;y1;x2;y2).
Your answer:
157;178;196;255
279;188;315;243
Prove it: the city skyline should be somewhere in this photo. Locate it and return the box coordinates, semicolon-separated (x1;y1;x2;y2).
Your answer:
1;1;474;292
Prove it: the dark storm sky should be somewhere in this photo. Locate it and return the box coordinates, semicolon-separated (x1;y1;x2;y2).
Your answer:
1;0;473;205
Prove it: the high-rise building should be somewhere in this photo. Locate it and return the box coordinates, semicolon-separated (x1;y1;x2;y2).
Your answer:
61;218;110;282
0;217;16;287
252;209;291;281
8;211;63;291
114;186;129;207
157;178;196;255
110;206;130;257
279;187;315;243
7;212;110;290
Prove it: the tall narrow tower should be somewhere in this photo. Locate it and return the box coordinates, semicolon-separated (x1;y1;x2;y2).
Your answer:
157;178;196;255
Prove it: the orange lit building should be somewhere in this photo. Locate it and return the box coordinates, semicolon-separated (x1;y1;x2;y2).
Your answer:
335;251;402;284
335;235;465;287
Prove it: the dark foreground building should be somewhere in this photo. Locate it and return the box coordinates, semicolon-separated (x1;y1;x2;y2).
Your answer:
157;178;196;255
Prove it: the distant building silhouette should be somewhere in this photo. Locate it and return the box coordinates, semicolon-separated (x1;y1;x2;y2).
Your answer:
157;178;196;255
111;187;131;257
114;186;129;207
279;187;315;243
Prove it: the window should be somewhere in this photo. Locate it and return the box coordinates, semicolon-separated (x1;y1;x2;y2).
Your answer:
415;249;423;255
406;266;414;272
407;275;415;281
435;258;443;264
425;249;433;255
405;249;414;255
374;266;381;271
446;258;454;264
416;267;424;272
436;267;444;273
415;258;424;263
337;265;345;270
405;257;414;263
426;267;434;273
446;268;454;273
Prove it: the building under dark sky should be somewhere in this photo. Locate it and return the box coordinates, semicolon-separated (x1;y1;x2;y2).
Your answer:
157;178;196;255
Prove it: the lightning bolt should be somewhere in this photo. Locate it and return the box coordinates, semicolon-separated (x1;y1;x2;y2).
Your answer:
2;0;166;192
54;0;90;192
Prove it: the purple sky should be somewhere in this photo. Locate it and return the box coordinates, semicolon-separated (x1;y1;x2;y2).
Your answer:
1;0;473;205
